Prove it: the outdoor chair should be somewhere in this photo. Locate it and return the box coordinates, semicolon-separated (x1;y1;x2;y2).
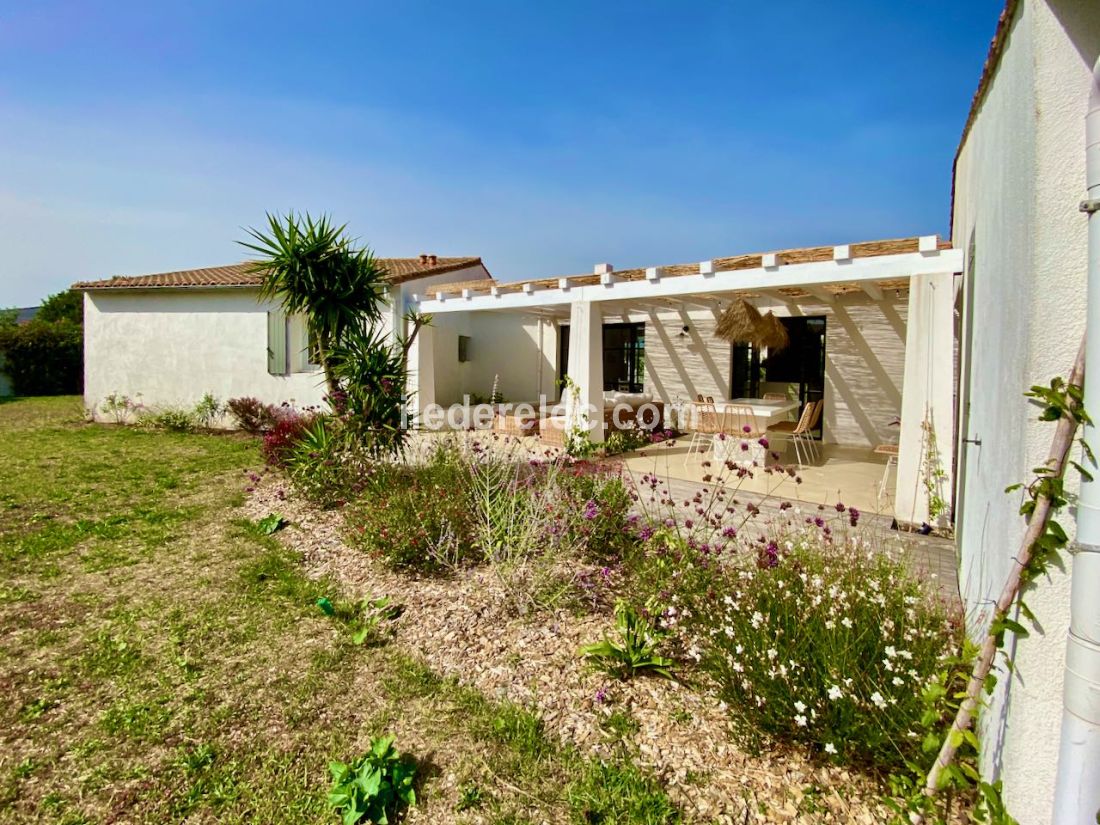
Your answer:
685;399;719;459
767;401;817;467
874;443;899;500
763;392;787;401
804;399;824;460
725;403;764;439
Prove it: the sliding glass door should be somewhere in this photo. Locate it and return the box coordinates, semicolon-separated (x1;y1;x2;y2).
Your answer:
557;322;646;396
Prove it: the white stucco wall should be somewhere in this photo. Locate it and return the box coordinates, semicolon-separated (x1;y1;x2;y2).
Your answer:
83;263;491;420
952;1;1100;820
84;288;329;416
426;310;558;406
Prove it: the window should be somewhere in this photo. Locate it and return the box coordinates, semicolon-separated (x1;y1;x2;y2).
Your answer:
558;322;646;394
602;323;645;393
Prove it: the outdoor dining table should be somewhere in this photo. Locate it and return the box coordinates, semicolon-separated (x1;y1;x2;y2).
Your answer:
682;397;801;464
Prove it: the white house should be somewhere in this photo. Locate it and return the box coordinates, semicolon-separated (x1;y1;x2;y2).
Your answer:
951;0;1100;822
70;2;1100;817
406;236;961;528
75;255;491;413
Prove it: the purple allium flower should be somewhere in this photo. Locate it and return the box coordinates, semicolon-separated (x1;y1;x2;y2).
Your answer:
583;499;599;520
814;516;825;528
595;686;609;704
849;506;861;527
722;525;737;539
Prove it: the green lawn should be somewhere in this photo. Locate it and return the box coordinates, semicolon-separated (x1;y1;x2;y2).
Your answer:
0;397;676;824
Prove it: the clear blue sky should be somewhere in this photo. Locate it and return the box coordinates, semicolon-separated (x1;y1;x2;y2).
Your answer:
0;0;1002;306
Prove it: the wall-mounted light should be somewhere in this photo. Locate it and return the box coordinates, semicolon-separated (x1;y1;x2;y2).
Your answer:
678;325;690;338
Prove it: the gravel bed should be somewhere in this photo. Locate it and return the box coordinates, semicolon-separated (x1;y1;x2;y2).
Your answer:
242;475;907;824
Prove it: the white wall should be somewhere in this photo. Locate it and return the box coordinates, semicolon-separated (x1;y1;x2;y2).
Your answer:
952;1;1100;820
84;289;328;416
83;262;492;419
427;311;558;405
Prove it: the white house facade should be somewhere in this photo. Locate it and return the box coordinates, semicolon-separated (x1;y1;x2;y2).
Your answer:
75;256;491;416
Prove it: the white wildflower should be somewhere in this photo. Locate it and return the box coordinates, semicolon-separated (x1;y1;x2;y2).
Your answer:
794;714;807;727
824;742;837;755
870;691;887;709
827;685;843;701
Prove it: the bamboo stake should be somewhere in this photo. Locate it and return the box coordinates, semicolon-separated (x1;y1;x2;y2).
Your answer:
919;335;1087;813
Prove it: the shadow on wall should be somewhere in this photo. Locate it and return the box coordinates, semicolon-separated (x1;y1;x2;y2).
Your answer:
644;308;730;404
824;298;906;447
643;295;907;448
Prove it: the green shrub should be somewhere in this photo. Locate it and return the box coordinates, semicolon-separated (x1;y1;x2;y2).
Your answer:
554;463;635;563
667;534;961;770
141;407;197;432
193;392;223;428
0;319;82;396
580;600;673;680
327;735;416;824
285;416;366;507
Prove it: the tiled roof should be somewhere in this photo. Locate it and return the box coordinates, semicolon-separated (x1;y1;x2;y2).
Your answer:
73;256;486;290
428;236;951;298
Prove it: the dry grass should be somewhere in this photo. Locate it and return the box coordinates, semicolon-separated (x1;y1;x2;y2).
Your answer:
1;397;675;824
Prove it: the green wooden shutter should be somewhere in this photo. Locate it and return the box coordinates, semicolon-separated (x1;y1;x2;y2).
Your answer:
267;310;288;375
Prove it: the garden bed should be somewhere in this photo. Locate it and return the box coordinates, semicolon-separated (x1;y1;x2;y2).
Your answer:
243;468;954;824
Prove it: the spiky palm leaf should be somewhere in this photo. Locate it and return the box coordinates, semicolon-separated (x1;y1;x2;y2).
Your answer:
240;212;391;391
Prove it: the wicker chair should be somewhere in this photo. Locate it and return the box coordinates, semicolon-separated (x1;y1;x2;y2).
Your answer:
767;402;817;467
685;399;720;459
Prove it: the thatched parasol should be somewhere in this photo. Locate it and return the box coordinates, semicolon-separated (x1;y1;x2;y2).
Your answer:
714;299;765;345
757;311;790;351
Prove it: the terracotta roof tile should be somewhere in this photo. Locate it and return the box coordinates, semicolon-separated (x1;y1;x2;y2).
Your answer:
73;257;486;290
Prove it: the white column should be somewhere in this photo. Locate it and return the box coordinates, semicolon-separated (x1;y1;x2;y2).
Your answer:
406;320;435;425
565;300;604;444
895;271;956;527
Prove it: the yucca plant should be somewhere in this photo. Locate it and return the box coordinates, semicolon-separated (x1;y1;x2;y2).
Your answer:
240;212;390;395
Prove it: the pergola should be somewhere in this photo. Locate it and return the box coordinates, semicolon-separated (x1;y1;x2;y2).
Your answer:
407;236;963;526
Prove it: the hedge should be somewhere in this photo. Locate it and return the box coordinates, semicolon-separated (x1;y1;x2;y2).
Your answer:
0;320;83;396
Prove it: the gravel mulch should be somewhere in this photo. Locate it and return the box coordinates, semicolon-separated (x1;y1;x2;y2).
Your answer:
242;475;905;824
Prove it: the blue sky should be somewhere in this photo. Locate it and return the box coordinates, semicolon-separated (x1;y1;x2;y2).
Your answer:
0;0;1001;306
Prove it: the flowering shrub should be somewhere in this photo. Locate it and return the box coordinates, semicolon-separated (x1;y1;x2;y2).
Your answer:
227;396;277;433
261;406;317;467
347;450;477;571
676;535;961;770
549;462;634;563
285;416;370;507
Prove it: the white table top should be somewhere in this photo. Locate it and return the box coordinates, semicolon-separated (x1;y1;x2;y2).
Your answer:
725;397;800;414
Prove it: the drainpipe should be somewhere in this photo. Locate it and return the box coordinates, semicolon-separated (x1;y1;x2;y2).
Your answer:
1052;56;1100;825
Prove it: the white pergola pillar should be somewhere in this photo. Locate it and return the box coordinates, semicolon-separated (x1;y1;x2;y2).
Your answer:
405;320;435;425
895;271;955;527
565;300;604;444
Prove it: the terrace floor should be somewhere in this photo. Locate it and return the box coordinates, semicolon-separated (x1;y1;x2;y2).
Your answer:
619;440;897;516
